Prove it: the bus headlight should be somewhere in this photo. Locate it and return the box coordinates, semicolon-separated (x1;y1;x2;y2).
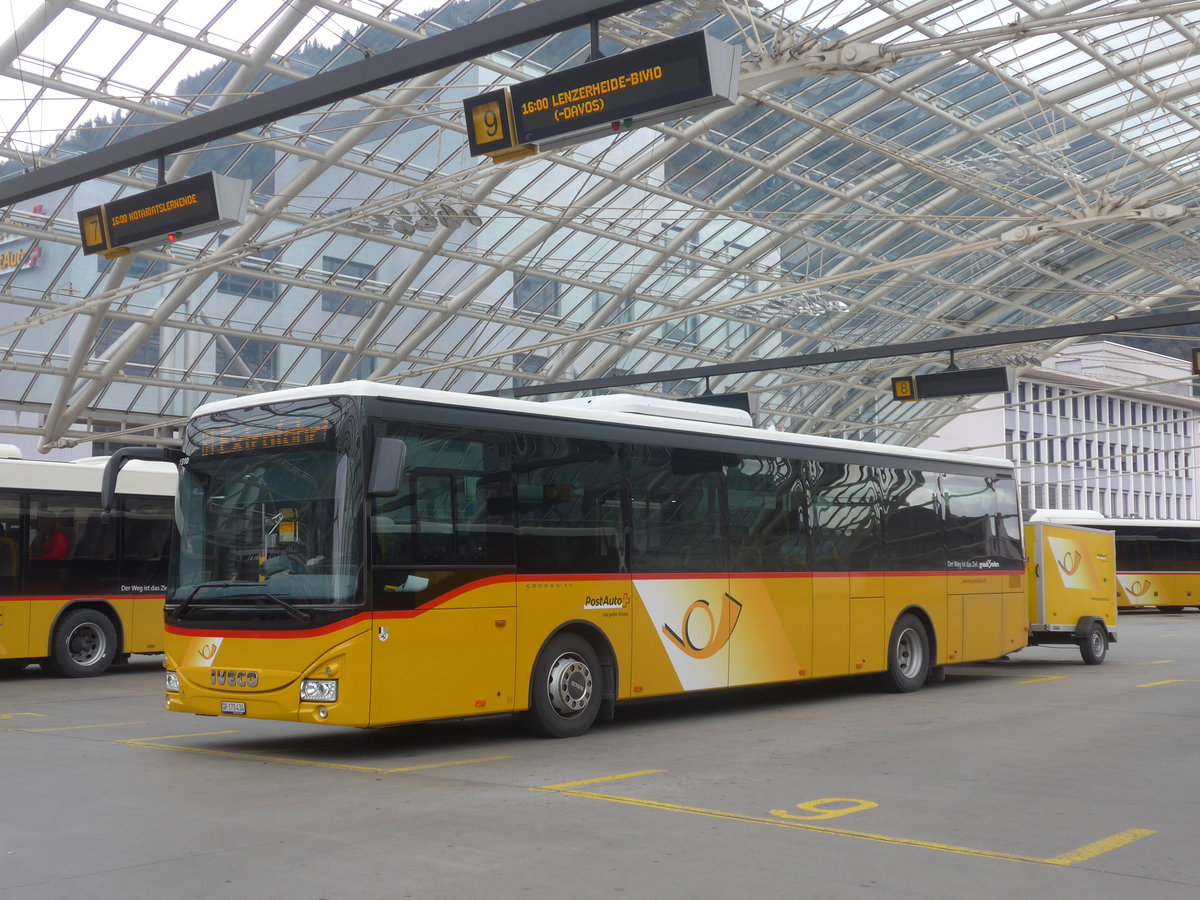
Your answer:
165;671;180;693
300;679;338;702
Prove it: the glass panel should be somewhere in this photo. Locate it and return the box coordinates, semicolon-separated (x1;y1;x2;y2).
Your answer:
370;422;514;568
810;462;880;571
121;496;172;588
726;455;809;572
514;435;624;574
627;444;724;573
942;473;1022;569
0;493;20;585
28;493;116;595
880;468;944;570
175;398;362;607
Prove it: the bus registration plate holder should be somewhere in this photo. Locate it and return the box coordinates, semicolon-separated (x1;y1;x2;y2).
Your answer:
220;701;246;715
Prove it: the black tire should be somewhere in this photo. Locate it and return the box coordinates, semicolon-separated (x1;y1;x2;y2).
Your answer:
1080;621;1108;666
881;613;930;693
525;633;602;738
46;608;118;677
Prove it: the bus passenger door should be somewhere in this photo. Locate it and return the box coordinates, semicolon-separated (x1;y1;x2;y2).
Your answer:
365;427;518;727
0;496;27;660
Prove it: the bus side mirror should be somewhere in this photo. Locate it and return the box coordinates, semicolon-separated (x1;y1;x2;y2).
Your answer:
101;447;184;522
368;438;407;497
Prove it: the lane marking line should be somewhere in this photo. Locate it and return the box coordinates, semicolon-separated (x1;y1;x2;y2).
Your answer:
535;772;1155;867
114;733;509;773
1015;675;1067;685
12;721;148;732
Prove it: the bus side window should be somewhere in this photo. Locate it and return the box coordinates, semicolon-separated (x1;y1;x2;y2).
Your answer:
627;444;724;573
514;435;623;574
810;462;880;571
0;496;18;578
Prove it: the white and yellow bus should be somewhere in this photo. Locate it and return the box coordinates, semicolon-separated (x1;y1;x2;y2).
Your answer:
1029;509;1200;612
104;384;1109;737
0;446;175;676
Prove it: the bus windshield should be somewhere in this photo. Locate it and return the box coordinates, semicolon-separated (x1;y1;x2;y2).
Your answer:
172;398;363;613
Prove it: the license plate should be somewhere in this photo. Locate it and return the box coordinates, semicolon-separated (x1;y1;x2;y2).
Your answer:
220;701;246;715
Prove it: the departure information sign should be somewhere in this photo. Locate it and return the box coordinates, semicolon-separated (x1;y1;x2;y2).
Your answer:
510;32;737;148
77;172;249;257
891;366;1010;401
463;32;738;158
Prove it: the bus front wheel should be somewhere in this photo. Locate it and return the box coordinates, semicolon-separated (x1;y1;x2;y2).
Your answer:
882;613;930;693
526;633;602;738
46;608;118;678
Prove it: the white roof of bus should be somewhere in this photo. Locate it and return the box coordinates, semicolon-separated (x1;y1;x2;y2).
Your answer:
192;382;1012;471
1028;509;1200;529
0;455;175;495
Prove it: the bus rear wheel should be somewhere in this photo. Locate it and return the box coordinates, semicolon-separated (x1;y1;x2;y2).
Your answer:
45;608;117;678
526;633;602;738
881;613;930;693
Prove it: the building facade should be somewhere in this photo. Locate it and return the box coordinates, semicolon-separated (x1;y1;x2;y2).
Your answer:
920;341;1200;519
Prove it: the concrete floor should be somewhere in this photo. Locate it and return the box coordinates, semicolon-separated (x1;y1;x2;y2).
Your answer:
2;609;1198;899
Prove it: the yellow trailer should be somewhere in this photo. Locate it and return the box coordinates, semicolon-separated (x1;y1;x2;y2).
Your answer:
1024;522;1118;665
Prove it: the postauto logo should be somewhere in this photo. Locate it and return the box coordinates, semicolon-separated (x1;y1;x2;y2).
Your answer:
661;592;743;660
1046;535;1099;590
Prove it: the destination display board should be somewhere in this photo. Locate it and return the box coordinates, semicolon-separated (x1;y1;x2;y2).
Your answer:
510;32;738;149
892;366;1010;401
463;32;739;158
78;172;249;257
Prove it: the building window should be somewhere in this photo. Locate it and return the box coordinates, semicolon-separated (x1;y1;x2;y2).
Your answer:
660;314;703;349
216;239;281;301
318;351;376;383
321;256;375;317
94;320;159;376
98;255;167;280
216;336;277;389
512;352;547;389
514;275;560;317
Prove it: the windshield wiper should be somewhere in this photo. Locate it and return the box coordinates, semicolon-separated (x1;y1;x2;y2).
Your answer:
170;581;311;622
260;591;312;623
170;581;260;619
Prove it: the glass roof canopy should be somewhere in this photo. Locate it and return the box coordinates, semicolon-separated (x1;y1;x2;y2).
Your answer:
3;0;1200;453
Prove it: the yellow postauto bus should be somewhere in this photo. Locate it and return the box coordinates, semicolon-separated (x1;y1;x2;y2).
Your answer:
1029;509;1200;612
103;383;1105;737
0;445;175;676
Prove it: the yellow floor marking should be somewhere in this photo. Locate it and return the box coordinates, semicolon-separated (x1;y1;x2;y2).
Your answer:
540;770;666;791
1016;675;1067;685
120;730;242;741
115;733;509;773
1134;660;1175;665
536;773;1155;867
1137;679;1200;688
1042;830;1159;865
0;712;45;720
13;721;147;732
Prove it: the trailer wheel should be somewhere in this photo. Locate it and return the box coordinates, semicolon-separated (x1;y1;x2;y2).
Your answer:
525;633;602;738
881;613;930;693
45;608;117;677
1079;621;1108;666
